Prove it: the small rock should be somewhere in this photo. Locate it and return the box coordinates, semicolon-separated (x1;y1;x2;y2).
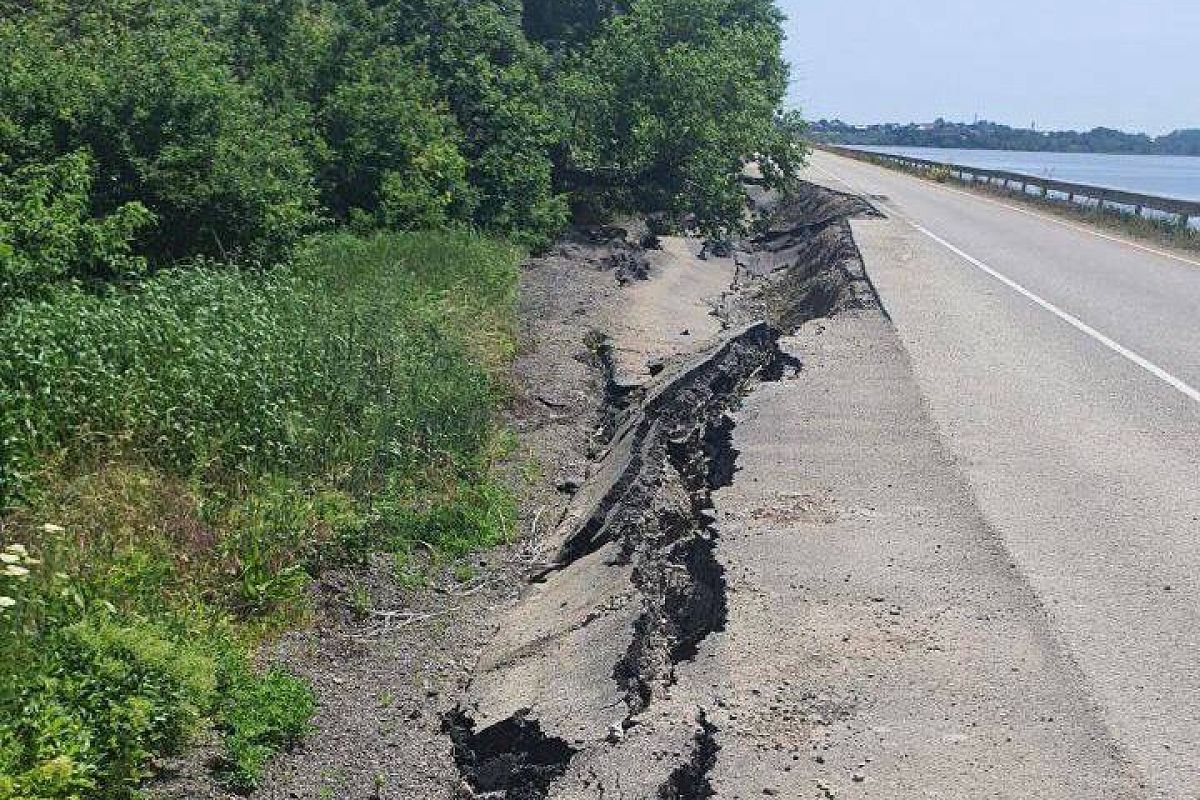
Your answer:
607;723;624;743
556;478;582;495
852;772;866;783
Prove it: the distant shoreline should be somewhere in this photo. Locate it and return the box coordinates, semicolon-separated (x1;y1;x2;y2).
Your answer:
810;119;1200;157
819;143;1200;204
846;144;1200;160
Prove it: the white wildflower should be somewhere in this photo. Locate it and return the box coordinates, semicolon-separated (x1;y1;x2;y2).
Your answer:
3;565;29;578
0;596;15;609
0;553;18;565
40;524;64;534
5;543;28;556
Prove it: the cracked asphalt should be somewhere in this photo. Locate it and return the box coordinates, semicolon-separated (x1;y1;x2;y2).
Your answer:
446;161;1200;798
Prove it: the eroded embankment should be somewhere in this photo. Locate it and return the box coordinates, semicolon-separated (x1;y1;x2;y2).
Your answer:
446;181;877;799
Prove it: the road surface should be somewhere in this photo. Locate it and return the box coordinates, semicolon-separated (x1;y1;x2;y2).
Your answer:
804;150;1200;798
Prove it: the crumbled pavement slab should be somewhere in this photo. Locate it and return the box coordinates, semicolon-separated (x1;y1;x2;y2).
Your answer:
442;181;1149;799
445;183;884;799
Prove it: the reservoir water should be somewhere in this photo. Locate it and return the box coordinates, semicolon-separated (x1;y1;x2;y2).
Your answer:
848;145;1200;203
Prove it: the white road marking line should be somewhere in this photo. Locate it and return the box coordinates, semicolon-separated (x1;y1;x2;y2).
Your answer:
808;162;1200;405
814;156;1200;269
912;223;1200;405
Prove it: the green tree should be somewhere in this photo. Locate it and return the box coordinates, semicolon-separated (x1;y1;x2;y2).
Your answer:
562;0;803;234
319;48;471;229
522;0;627;47
0;151;154;304
0;1;319;265
382;0;569;246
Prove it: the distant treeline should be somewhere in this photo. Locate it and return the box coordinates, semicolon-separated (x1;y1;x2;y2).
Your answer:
811;119;1200;156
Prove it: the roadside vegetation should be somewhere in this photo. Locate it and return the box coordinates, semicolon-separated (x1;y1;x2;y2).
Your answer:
0;0;802;796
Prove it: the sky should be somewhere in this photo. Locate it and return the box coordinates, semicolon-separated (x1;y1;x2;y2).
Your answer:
779;0;1200;135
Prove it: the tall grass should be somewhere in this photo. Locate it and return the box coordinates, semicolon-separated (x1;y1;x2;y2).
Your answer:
0;230;521;797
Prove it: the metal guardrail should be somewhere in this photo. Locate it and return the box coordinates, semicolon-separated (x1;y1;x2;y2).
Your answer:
817;144;1200;228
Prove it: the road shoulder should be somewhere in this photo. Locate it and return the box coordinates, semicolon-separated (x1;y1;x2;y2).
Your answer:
705;308;1145;797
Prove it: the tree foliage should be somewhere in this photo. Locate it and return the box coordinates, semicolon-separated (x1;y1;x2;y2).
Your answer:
0;151;154;304
318;49;471;230
523;0;627;47
0;2;318;266
0;0;803;287
382;0;570;244
561;0;801;233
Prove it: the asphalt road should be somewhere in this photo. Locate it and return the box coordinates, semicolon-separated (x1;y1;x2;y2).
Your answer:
804;150;1200;798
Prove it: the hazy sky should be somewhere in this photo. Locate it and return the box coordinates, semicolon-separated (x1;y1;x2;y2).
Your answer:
780;0;1199;135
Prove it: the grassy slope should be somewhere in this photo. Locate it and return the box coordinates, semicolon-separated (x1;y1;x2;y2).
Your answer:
0;230;521;797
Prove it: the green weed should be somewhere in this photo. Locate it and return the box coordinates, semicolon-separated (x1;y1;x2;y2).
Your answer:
0;230;521;797
218;668;316;792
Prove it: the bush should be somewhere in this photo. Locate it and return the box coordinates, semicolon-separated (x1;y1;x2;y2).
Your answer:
0;620;218;798
0;2;319;265
0;151;154;305
384;0;570;247
319;49;472;229
561;0;803;233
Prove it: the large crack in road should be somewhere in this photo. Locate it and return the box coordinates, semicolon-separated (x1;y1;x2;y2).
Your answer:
443;182;879;799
